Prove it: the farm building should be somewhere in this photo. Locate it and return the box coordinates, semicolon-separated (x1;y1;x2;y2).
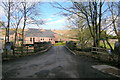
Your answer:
24;28;60;45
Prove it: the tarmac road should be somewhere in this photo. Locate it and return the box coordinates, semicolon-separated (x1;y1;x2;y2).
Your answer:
2;46;117;78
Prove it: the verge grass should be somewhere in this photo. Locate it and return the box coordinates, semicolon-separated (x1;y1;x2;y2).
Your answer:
54;42;65;46
100;41;115;49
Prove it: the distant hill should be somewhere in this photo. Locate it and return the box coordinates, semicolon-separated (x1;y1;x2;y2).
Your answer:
52;29;79;41
0;28;28;36
0;28;79;41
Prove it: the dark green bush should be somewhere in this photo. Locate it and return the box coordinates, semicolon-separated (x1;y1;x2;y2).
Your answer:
66;41;77;50
81;47;92;52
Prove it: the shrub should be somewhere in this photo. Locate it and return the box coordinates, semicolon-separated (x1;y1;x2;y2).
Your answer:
66;41;77;50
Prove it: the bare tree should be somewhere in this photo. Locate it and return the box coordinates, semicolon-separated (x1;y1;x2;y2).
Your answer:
108;2;119;39
1;0;12;43
1;0;15;48
107;2;120;63
1;1;44;56
72;1;105;47
7;0;11;42
10;2;23;46
21;1;27;48
20;1;43;47
52;0;105;47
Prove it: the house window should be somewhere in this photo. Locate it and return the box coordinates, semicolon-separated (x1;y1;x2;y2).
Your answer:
49;38;52;41
30;38;32;42
33;38;35;42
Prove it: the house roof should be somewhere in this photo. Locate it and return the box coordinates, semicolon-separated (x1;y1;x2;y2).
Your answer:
25;28;55;37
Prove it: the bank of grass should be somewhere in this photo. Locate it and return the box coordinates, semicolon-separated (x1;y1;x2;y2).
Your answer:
54;42;65;46
100;41;114;49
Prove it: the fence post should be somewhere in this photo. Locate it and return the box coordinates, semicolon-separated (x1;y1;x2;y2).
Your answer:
21;47;22;55
5;49;7;58
27;47;28;54
13;47;15;56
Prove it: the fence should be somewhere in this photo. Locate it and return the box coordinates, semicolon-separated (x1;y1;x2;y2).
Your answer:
2;42;52;60
34;42;51;52
65;41;119;63
14;46;34;55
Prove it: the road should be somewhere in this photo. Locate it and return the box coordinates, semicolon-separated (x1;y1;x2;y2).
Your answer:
2;46;117;78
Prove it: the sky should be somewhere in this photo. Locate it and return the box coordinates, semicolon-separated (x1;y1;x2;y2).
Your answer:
0;1;120;30
0;2;72;30
36;2;72;30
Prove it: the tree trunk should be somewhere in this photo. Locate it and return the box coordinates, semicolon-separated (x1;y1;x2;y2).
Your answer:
114;42;120;65
14;29;18;46
106;39;114;52
7;0;11;42
102;39;106;49
21;1;27;54
98;1;102;48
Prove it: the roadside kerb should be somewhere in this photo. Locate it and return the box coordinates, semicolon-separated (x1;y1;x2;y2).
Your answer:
35;45;52;54
65;45;120;78
64;45;76;55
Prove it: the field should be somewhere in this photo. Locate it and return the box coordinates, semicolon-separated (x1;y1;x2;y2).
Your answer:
54;42;65;46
